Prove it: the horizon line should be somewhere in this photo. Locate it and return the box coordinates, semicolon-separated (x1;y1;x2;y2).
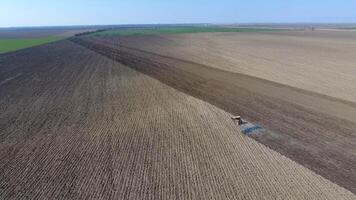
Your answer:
1;22;356;29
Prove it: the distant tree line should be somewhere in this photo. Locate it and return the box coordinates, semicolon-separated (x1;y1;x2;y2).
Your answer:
75;29;108;37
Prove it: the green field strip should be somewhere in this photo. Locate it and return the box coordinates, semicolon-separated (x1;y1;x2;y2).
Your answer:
91;26;283;36
0;36;64;54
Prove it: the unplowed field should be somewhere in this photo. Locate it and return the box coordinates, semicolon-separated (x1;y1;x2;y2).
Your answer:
71;32;356;194
1;40;355;199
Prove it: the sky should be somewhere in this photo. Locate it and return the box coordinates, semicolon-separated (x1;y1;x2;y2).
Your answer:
1;0;356;27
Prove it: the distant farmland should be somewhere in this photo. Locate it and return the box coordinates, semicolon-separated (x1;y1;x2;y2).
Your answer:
91;26;280;36
0;27;98;54
1;26;356;199
0;36;63;53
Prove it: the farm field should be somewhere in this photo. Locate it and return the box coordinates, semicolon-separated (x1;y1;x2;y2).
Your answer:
72;29;356;194
92;26;280;36
0;27;96;54
1;39;356;199
0;27;98;39
0;36;64;54
108;30;356;103
0;26;281;54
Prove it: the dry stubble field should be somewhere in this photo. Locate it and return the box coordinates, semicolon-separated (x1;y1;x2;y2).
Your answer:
1;40;356;199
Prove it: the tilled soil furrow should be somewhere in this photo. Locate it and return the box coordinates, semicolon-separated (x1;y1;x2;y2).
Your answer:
70;37;356;194
1;40;356;199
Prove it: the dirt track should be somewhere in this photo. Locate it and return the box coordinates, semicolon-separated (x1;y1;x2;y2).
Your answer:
71;36;356;194
1;40;356;199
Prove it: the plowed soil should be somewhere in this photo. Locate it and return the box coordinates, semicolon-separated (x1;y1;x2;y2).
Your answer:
108;31;356;103
71;32;356;195
1;40;356;199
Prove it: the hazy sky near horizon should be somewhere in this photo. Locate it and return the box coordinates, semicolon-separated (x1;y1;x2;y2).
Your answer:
1;0;356;27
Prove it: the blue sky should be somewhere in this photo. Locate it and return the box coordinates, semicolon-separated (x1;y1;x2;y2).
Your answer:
1;0;356;27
